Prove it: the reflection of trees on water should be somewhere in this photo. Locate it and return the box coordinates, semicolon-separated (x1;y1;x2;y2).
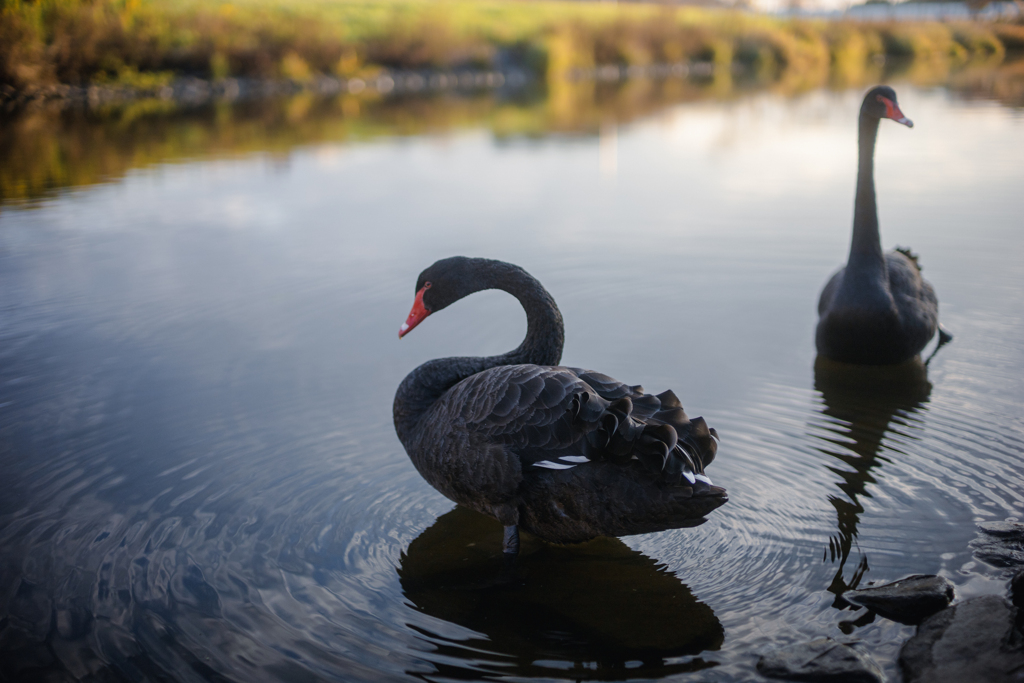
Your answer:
5;56;1021;207
0;80;732;206
398;506;723;681
811;356;932;601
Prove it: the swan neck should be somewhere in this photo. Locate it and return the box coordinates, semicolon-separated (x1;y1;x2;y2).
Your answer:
848;115;885;273
393;262;564;442
500;266;565;368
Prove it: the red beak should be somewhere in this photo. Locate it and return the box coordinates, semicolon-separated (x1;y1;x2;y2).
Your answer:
399;286;431;338
878;95;913;128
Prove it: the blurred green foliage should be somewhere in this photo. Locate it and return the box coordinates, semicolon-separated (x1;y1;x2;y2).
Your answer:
1;0;1019;90
1;0;1021;206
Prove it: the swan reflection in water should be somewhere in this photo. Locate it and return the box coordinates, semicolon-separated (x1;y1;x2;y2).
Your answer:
398;506;723;680
811;356;932;605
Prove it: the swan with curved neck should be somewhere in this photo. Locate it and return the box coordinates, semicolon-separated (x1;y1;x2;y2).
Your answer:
394;257;726;556
816;86;950;365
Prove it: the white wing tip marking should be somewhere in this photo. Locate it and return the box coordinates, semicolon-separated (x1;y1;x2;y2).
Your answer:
694;473;713;485
559;456;590;464
683;470;696;485
534;461;577;470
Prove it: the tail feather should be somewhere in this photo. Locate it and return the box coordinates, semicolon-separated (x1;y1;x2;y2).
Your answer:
572;389;718;485
656;389;682;409
895;246;922;271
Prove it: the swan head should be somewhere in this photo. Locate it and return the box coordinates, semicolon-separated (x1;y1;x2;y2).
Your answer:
863;85;913;128
399;256;509;338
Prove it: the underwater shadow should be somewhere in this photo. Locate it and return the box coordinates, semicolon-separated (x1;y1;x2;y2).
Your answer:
398;506;723;681
811;356;932;603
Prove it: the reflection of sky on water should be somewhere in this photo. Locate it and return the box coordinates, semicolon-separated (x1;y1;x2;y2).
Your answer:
1;85;1023;681
27;89;1023;242
6;86;1021;452
20;87;1020;396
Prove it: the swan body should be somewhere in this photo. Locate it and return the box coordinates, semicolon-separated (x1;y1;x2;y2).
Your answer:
394;257;726;553
817;86;947;365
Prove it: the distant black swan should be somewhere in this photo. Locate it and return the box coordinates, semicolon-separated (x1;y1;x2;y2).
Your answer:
817;86;950;365
393;257;726;556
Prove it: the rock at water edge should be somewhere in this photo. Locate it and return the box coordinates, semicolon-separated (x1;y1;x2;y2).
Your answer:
843;574;954;625
899;595;1024;683
758;637;885;683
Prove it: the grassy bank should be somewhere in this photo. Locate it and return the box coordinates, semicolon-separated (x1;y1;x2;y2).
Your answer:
2;0;1022;96
2;0;1022;204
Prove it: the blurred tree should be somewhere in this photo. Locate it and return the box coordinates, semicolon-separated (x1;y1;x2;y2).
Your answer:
964;0;992;17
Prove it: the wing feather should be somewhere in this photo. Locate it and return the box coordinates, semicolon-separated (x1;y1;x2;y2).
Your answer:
445;364;716;482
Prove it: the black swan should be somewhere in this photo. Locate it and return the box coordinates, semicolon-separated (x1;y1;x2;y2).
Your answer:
817;86;951;365
393;257;727;555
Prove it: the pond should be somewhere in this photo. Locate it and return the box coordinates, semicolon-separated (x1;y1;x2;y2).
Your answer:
1;71;1023;682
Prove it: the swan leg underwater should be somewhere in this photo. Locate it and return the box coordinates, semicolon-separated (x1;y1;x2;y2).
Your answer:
393;257;727;557
816;86;951;366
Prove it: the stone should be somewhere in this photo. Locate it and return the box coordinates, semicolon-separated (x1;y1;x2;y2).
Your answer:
757;637;885;683
975;544;1024;568
898;595;1024;683
979;521;1024;539
842;575;954;625
971;522;1024;569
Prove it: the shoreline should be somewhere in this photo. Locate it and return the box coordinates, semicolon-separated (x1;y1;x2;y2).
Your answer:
4;0;1020;114
0;68;536;114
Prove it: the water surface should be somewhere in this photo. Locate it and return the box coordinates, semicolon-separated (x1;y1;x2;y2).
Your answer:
1;83;1023;681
